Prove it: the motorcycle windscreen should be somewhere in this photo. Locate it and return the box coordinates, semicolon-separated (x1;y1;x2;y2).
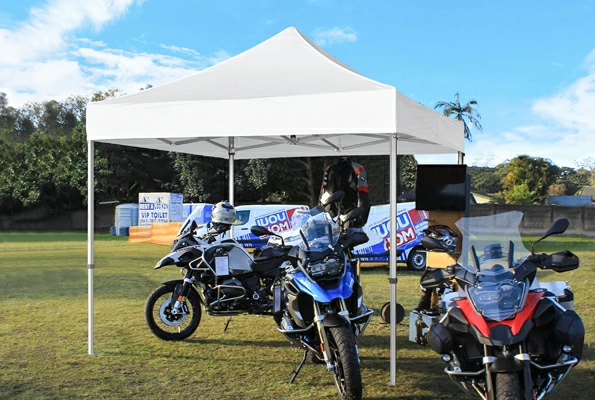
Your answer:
455;211;530;274
298;213;340;250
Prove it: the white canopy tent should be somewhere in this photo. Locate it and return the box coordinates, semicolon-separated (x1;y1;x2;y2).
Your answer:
86;27;464;385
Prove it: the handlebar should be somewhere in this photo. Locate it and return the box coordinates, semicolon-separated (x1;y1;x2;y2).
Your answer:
533;250;579;273
449;249;580;289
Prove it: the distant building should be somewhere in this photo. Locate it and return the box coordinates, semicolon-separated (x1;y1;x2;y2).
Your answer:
579;186;595;203
471;191;494;204
547;195;593;206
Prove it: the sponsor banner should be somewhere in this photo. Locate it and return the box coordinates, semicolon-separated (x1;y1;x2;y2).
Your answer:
238;207;307;247
169;193;184;222
255;210;292;234
354;207;428;262
138;193;183;226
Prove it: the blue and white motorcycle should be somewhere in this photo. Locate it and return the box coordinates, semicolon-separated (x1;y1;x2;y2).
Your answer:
252;192;373;400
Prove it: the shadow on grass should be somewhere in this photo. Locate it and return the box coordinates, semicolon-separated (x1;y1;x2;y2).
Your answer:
185;337;291;348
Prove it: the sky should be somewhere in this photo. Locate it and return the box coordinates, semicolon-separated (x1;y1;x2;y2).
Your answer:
1;0;595;168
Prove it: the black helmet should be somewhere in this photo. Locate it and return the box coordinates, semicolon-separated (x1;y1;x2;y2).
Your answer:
425;225;458;252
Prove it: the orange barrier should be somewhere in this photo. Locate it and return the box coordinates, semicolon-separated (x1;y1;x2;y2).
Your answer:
128;222;182;245
150;222;183;245
129;226;152;244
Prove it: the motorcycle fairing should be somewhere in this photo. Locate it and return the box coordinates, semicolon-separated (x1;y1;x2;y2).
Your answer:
155;245;203;269
456;292;543;341
291;266;354;303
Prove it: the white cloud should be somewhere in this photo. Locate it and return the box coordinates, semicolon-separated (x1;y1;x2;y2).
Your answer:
206;50;231;65
75;47;205;95
312;26;357;46
75;37;108;47
464;124;588;168
0;0;138;66
0;0;226;106
159;44;201;58
461;48;595;169
532;74;595;132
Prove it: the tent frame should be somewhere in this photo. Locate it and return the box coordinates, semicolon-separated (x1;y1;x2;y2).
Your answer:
85;27;464;387
86;134;424;386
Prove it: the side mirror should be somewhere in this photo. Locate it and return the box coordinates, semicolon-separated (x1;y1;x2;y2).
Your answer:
545;218;569;237
251;225;275;237
344;207;362;222
320;190;345;207
531;218;569;254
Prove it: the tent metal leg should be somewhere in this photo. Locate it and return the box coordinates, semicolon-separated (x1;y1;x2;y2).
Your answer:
389;133;397;385
87;139;95;356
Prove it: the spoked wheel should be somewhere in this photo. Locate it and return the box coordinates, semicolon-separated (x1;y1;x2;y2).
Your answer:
407;247;426;271
145;285;202;340
495;372;521;400
327;325;363;400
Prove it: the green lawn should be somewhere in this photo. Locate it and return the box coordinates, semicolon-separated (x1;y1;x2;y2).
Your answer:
0;232;593;399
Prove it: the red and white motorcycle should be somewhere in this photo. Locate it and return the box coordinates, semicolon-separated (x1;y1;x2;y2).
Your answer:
426;211;584;400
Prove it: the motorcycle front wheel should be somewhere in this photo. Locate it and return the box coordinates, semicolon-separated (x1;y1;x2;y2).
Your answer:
327;325;363;400
495;372;521;400
145;285;202;341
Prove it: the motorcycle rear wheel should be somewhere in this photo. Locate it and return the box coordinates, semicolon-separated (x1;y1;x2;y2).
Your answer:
495;372;521;400
327;325;363;400
145;285;202;341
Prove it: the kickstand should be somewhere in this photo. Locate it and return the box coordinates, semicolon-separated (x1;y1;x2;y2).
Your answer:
289;350;309;384
222;316;232;333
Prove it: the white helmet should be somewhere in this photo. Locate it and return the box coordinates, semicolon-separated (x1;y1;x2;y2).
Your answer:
212;200;236;225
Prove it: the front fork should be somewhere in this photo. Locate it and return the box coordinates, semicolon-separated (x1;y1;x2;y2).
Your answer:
313;299;355;372
170;277;193;315
482;343;532;400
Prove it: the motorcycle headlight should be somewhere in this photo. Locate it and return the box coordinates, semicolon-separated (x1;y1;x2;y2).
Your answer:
467;279;527;322
308;257;343;280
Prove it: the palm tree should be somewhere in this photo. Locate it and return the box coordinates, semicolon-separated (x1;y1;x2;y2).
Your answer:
434;93;482;141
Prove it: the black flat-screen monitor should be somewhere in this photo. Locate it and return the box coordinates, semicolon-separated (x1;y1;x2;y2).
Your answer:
415;164;467;211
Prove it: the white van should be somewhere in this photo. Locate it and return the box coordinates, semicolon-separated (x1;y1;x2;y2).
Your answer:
353;203;429;271
179;204;309;247
232;204;309;247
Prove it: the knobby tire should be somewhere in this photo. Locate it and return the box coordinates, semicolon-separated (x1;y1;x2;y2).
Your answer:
327;325;363;400
495;372;521;400
145;284;202;340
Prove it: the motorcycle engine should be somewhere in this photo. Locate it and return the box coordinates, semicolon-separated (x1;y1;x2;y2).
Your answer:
218;278;246;298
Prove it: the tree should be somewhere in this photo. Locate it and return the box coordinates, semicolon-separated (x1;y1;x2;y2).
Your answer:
575;157;595;186
434;93;482;141
468;165;504;194
94;143;181;203
240;157;325;206
498;155;559;204
170;153;228;203
554;166;590;195
397;155;417;201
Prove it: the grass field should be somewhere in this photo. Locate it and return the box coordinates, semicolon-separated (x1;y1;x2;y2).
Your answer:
0;232;593;399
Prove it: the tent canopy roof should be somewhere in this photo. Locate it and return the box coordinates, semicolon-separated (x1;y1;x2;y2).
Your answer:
86;27;464;159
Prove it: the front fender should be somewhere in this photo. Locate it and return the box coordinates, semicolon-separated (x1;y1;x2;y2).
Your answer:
323;314;350;327
489;356;524;372
161;279;184;286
